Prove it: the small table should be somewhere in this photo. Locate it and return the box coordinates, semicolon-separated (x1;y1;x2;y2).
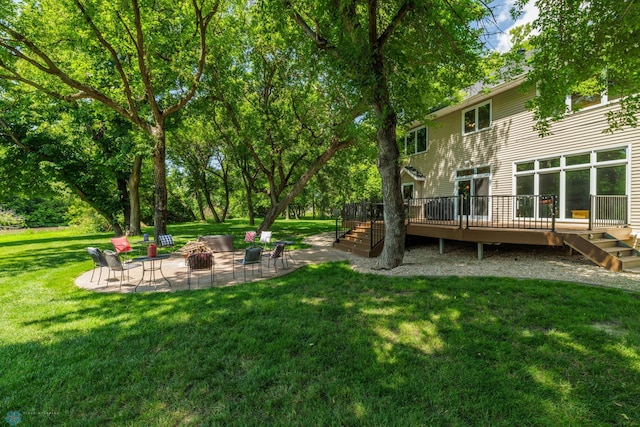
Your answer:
132;254;171;291
273;241;295;267
134;239;156;255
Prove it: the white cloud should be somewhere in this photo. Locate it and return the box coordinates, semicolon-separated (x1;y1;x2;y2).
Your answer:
495;1;539;53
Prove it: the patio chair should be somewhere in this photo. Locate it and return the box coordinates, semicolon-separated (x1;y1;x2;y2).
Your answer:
244;231;257;247
103;250;140;289
266;243;286;272
187;252;214;289
110;236;134;259
238;247;262;281
259;231;272;249
86;247;109;286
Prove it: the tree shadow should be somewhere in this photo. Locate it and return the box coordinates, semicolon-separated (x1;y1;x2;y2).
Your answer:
2;263;639;425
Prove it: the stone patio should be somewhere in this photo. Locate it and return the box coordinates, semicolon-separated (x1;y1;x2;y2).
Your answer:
76;243;351;293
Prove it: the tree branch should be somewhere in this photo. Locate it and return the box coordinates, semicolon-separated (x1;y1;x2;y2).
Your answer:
163;0;220;117
73;0;140;123
130;0;160;124
0;23;141;127
378;0;415;48
284;1;336;54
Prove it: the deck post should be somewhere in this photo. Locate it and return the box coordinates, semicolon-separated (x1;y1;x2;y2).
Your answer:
439;238;444;254
477;242;484;260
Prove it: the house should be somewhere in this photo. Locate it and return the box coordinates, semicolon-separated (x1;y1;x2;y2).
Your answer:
336;73;640;272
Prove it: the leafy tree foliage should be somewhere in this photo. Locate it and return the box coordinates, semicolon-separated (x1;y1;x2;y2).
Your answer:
280;0;490;268
521;0;640;134
206;4;368;231
0;90;141;234
0;0;220;239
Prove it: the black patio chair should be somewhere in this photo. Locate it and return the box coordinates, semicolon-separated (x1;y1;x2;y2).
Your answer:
86;247;109;286
238;247;262;281
103;250;140;289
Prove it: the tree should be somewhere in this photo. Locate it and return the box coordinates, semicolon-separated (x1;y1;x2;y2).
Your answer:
208;6;367;232
0;96;133;234
0;0;220;240
521;0;640;134
280;0;488;268
169;113;234;222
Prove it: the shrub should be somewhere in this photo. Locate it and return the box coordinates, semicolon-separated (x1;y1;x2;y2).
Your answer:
0;207;26;229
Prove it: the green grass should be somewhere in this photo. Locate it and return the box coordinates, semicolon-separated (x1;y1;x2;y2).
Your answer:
1;220;639;426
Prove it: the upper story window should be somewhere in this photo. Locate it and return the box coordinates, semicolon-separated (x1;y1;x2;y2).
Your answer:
570;93;602;110
565;77;619;111
403;126;428;156
462;101;491;134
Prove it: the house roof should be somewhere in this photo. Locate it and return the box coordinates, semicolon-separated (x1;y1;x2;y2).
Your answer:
402;166;426;181
430;73;527;119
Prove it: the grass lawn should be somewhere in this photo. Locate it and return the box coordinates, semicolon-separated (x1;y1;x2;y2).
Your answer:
1;220;639;426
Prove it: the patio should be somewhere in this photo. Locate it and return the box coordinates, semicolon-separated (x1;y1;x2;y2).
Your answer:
76;243;351;293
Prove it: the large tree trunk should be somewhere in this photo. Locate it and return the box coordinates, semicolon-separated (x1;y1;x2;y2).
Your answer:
117;178;130;232
195;188;206;221
260;201;284;232
151;126;168;241
371;53;405;269
128;154;143;235
374;114;405;269
242;173;256;226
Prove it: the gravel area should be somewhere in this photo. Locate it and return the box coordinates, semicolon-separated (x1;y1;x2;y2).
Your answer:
304;232;640;293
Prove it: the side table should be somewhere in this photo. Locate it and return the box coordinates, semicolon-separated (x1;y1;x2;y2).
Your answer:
131;254;172;291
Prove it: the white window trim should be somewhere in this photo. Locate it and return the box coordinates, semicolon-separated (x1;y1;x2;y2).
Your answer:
565;91;608;113
513;145;630;220
402;183;415;200
404;126;428;156
461;100;492;135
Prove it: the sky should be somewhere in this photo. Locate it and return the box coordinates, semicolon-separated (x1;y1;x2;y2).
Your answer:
486;0;539;52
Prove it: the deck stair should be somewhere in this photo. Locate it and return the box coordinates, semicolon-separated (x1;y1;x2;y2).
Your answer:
563;229;640;273
333;222;384;258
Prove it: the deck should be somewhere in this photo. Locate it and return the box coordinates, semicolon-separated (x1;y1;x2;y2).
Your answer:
406;221;590;247
335;219;639;272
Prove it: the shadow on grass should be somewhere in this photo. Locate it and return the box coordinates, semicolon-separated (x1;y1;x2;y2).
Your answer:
2;262;640;426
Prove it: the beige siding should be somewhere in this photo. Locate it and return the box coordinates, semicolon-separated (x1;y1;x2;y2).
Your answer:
403;83;640;232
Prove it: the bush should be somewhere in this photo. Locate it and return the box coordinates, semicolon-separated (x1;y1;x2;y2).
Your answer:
0;207;26;229
66;201;112;233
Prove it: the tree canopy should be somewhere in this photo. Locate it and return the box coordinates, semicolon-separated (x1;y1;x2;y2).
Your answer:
281;0;491;268
521;0;640;134
0;0;220;238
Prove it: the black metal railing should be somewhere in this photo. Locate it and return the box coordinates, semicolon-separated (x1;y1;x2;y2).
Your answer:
589;195;629;229
407;195;558;231
336;201;385;250
337;194;629;245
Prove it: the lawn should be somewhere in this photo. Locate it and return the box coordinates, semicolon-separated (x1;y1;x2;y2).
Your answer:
1;220;639;426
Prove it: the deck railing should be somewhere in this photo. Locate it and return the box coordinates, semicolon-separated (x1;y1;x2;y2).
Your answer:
407;195;558;231
589;195;629;229
336;201;385;250
337;194;628;244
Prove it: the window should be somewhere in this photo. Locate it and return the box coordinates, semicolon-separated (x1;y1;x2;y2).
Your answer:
570;93;602;110
402;183;414;200
462;101;492;134
539;157;560;169
402;126;428;156
566;153;590;166
566;78;609;111
514;146;628;220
